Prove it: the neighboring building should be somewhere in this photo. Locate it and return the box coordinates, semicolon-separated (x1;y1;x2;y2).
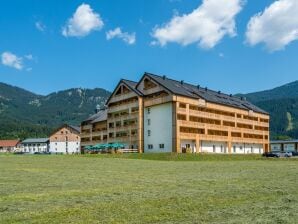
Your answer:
21;138;49;154
81;72;270;154
270;140;298;152
81;108;108;151
0;140;20;153
49;124;80;154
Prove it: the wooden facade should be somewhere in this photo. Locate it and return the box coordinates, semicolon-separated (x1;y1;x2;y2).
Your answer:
81;73;270;154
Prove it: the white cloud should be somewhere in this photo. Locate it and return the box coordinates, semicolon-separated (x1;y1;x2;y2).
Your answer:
35;21;46;32
24;54;33;60
246;0;298;52
151;0;244;49
106;27;136;45
62;3;104;37
1;52;23;70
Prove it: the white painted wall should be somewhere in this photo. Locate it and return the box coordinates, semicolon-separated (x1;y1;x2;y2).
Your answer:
197;141;263;154
201;141;228;154
231;143;263;154
49;141;80;154
21;143;49;154
181;140;196;153
144;103;172;153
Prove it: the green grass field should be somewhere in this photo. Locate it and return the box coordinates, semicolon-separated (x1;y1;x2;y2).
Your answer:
0;154;297;223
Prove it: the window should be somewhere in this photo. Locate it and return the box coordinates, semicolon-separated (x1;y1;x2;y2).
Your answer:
221;145;223;153
147;108;151;114
148;130;151;137
147;119;151;126
240;146;243;150
159;144;164;149
213;145;216;153
55;143;57;145
148;144;153;149
233;146;236;153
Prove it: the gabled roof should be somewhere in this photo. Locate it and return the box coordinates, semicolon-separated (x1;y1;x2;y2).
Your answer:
22;138;49;144
69;125;81;133
0;140;20;147
49;124;81;136
90;109;108;123
106;79;142;105
139;72;268;115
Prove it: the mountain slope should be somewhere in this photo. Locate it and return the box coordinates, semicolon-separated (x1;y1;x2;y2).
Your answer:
0;83;110;139
241;81;298;102
241;81;298;139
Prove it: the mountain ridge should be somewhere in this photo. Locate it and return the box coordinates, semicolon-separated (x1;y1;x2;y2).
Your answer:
0;82;111;139
1;80;298;140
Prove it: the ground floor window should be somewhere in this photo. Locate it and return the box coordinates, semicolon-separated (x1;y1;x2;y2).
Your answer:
148;144;153;149
159;144;164;149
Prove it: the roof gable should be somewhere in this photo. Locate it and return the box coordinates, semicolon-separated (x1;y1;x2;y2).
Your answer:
106;79;142;105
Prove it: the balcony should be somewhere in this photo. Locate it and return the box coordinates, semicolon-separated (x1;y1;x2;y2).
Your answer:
109;92;137;104
108;102;139;113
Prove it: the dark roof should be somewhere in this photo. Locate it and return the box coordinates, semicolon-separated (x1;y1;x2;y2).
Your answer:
90;109;108;123
121;79;143;96
142;72;268;115
68;125;80;133
271;140;298;144
22;138;49;144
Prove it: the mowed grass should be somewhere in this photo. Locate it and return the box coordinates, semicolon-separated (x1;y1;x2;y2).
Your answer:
0;154;297;224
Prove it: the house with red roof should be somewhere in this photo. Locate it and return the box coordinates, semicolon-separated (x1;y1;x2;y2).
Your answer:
0;140;21;153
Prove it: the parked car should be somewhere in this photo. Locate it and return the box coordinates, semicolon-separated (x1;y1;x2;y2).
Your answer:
291;152;298;157
284;152;293;158
263;152;280;158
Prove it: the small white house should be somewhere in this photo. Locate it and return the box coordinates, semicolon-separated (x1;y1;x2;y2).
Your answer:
21;138;49;154
49;124;80;154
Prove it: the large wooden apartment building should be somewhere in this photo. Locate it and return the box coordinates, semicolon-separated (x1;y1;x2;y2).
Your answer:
81;72;270;154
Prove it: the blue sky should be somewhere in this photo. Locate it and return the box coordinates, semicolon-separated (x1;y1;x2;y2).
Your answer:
0;0;298;95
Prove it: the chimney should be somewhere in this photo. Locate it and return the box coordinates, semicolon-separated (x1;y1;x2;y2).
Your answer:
162;75;166;80
181;80;184;85
197;85;200;89
205;87;208;91
218;91;221;94
95;104;101;113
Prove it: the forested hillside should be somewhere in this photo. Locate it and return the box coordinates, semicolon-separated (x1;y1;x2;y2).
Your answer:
0;83;110;139
241;81;298;139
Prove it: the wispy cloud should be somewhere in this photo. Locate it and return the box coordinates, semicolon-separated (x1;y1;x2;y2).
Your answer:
151;0;244;49
62;3;104;38
35;21;46;32
246;0;298;52
106;27;136;45
1;52;35;71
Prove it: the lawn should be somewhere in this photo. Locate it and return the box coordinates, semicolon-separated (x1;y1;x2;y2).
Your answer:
0;154;297;224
